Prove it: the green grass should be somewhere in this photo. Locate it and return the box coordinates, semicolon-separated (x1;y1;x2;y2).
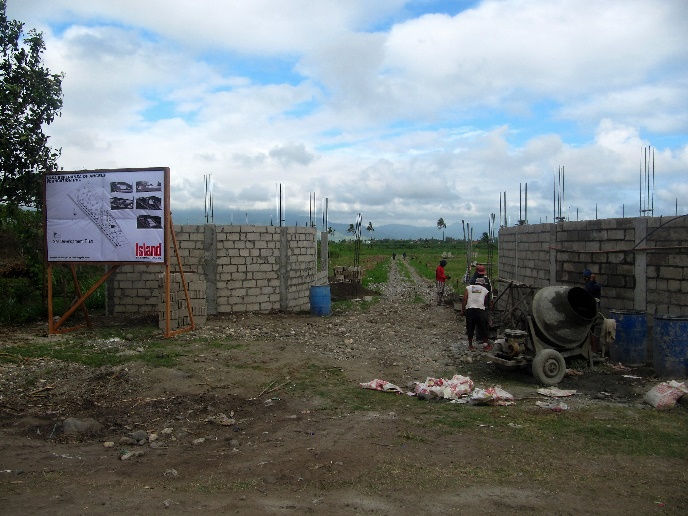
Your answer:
400;242;497;285
283;362;688;460
0;328;184;368
332;296;381;314
362;257;389;289
396;260;412;281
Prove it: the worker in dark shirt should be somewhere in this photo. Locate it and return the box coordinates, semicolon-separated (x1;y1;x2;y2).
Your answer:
583;269;601;300
470;264;491;293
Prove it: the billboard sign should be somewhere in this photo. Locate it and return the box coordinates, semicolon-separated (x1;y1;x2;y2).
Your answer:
45;168;169;263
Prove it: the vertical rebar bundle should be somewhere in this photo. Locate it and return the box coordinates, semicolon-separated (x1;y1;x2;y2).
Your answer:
487;213;496;280
640;145;655;217
204;173;213;223
353;213;362;269
554;166;566;223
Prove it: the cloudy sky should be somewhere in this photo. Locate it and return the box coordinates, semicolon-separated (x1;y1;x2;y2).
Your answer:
8;0;688;231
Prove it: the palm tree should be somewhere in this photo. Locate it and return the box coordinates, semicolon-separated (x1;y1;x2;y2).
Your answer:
346;223;355;234
366;221;374;232
437;217;447;241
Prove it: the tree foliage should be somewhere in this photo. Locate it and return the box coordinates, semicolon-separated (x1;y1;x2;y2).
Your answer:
366;221;374;232
437;217;446;241
1;0;63;207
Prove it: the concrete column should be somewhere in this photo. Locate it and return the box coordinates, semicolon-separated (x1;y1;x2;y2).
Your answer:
320;231;328;274
549;224;557;285
203;224;217;315
279;227;289;310
634;218;647;311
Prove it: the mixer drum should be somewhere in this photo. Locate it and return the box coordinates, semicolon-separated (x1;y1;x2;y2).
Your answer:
531;286;597;349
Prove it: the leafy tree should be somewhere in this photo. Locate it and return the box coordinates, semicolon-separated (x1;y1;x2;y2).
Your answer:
327;226;334;235
366;221;374;232
481;231;489;245
437;217;446;241
346;223;355;234
1;0;63;207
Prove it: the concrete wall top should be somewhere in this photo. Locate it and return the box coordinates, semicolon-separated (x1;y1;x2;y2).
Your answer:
497;214;688;317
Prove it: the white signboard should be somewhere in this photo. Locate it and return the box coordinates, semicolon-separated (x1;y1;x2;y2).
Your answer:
45;169;167;263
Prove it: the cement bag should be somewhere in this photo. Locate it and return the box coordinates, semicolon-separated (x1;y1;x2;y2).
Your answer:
644;381;688;409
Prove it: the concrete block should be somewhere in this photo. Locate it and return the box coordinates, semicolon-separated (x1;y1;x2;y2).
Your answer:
660;266;682;280
668;280;682;292
606;229;625;240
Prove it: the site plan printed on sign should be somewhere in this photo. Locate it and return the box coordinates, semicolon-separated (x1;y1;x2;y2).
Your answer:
45;169;168;263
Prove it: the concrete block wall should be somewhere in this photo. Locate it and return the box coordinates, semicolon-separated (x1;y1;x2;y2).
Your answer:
645;217;688;317
112;266;162;316
215;225;282;313
112;224;324;317
158;272;207;331
284;226;317;312
498;215;688;317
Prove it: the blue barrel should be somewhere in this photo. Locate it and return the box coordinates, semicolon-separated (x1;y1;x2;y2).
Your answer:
609;310;647;366
309;285;331;316
653;316;688;378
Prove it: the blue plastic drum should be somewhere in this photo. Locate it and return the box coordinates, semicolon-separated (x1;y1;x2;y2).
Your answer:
653;316;688;378
309;285;331;316
609;310;647;366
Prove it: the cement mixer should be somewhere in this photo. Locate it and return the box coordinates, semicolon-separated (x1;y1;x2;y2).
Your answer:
488;286;598;385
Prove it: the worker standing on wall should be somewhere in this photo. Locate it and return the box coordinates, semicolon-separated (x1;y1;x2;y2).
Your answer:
461;270;493;351
435;259;451;306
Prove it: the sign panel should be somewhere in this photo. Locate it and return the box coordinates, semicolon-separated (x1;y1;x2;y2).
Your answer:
45;168;168;263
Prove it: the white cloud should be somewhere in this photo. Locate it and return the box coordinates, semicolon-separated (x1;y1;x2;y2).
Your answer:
5;0;688;229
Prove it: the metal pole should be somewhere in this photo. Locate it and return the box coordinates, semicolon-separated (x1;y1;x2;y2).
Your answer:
504;192;507;226
652;146;655;216
639;151;642;216
562;166;565;219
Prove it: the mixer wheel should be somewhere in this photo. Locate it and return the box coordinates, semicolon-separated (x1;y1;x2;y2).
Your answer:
532;349;566;385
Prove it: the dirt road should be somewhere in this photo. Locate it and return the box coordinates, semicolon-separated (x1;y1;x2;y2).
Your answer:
1;258;686;514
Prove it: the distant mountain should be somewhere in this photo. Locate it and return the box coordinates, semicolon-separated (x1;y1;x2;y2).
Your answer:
169;208;487;240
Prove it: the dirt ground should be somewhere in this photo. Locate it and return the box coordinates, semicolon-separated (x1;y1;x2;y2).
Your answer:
1;259;687;514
